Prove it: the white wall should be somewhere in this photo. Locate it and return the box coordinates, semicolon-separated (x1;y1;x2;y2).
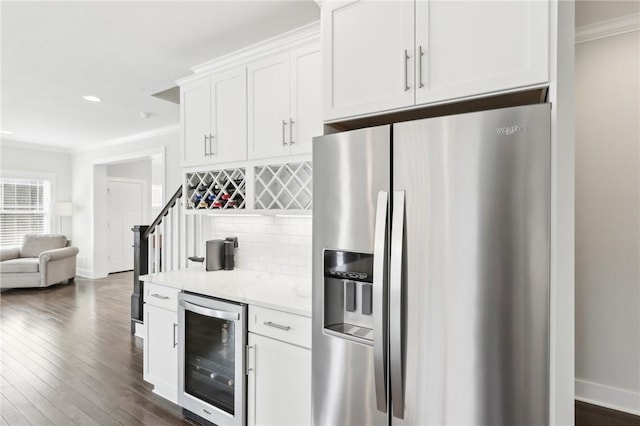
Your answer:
575;29;640;414
0;143;73;236
200;216;311;277
72;129;180;278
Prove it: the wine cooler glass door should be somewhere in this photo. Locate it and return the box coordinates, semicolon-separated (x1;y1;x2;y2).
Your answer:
185;310;236;413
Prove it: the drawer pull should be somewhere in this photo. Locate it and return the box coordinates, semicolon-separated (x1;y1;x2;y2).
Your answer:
151;293;169;300
263;321;291;331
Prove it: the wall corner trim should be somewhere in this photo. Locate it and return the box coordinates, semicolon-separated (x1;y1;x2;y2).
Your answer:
576;13;640;44
575;379;640;416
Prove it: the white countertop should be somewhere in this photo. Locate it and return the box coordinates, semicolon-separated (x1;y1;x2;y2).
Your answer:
139;269;312;317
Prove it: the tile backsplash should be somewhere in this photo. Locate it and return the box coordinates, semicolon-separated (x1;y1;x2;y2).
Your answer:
201;215;312;277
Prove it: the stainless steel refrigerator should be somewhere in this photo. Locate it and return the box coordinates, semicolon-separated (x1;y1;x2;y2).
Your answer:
312;103;550;426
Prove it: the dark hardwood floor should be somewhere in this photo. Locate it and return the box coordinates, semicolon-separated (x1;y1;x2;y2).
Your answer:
0;272;194;426
576;401;640;426
1;273;638;425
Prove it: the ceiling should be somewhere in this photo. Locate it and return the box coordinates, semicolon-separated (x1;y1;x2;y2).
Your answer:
1;1;637;152
1;1;319;151
576;0;639;28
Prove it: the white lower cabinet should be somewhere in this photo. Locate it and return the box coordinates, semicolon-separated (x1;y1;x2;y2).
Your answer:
143;283;179;404
247;333;311;426
247;305;312;426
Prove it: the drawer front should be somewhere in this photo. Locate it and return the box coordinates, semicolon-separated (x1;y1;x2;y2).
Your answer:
249;306;311;349
144;282;180;311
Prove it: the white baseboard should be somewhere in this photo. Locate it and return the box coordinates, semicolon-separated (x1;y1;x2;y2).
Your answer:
75;267;93;278
575;379;640;415
134;322;145;339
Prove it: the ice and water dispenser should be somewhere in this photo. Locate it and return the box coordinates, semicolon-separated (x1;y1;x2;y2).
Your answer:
323;250;374;344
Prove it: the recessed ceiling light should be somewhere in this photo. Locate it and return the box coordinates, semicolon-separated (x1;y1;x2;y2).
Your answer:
1;130;13;135
82;95;102;102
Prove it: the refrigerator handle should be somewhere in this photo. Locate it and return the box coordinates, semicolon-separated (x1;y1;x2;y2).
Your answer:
390;190;405;419
373;190;389;413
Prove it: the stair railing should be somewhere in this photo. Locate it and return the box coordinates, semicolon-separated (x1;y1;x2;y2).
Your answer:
131;185;199;334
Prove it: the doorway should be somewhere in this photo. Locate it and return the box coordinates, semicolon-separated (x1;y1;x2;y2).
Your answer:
107;178;145;273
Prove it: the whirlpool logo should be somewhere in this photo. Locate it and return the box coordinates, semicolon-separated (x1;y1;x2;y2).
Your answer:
496;125;526;135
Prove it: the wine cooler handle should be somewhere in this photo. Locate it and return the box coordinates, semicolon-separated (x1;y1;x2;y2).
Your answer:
173;323;178;348
180;300;240;321
390;190;405;418
373;191;388;413
246;345;254;374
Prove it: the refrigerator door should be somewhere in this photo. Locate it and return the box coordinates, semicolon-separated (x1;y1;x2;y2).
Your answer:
391;104;550;425
312;126;391;426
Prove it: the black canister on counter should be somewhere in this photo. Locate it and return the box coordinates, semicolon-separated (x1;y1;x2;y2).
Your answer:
224;237;238;270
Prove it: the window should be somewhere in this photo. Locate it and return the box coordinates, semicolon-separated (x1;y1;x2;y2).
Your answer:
0;177;51;247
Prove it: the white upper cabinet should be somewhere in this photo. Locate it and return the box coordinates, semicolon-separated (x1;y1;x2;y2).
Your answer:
248;42;322;160
415;0;549;105
248;53;291;160
290;44;322;156
322;0;415;120
210;67;248;164
179;24;320;166
182;81;211;166
181;66;247;167
323;0;549;121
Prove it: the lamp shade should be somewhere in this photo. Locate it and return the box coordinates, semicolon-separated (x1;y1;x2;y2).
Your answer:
55;202;73;217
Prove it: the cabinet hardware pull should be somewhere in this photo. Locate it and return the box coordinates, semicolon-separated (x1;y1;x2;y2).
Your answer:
151;293;169;300
282;120;288;146
289;118;295;145
264;321;291;331
203;135;209;156
173;323;178;348
209;134;215;156
418;45;424;89
403;49;410;91
246;345;254;375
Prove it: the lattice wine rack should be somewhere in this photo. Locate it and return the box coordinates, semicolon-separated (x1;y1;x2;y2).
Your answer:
254;161;312;211
185;168;246;211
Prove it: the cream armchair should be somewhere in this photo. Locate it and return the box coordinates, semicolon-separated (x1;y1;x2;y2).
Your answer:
0;234;79;289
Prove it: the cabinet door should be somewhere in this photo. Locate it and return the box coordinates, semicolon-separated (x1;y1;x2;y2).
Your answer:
322;0;414;121
290;44;322;156
182;81;212;167
415;0;549;105
247;333;311;426
210;67;248;164
248;53;290;160
143;304;178;403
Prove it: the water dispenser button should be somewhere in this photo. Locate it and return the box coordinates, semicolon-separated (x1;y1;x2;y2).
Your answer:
362;283;372;315
345;281;356;312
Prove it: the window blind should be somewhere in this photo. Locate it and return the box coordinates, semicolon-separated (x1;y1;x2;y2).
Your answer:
0;178;51;246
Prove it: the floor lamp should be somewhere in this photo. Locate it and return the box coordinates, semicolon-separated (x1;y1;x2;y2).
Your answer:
55;202;73;236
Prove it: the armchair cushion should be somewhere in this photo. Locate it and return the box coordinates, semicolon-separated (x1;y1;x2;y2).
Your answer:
0;258;39;273
20;234;67;258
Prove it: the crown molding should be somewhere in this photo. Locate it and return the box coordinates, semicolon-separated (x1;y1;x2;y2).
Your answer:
72;124;180;154
576;13;639;44
0;138;72;154
178;21;320;85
